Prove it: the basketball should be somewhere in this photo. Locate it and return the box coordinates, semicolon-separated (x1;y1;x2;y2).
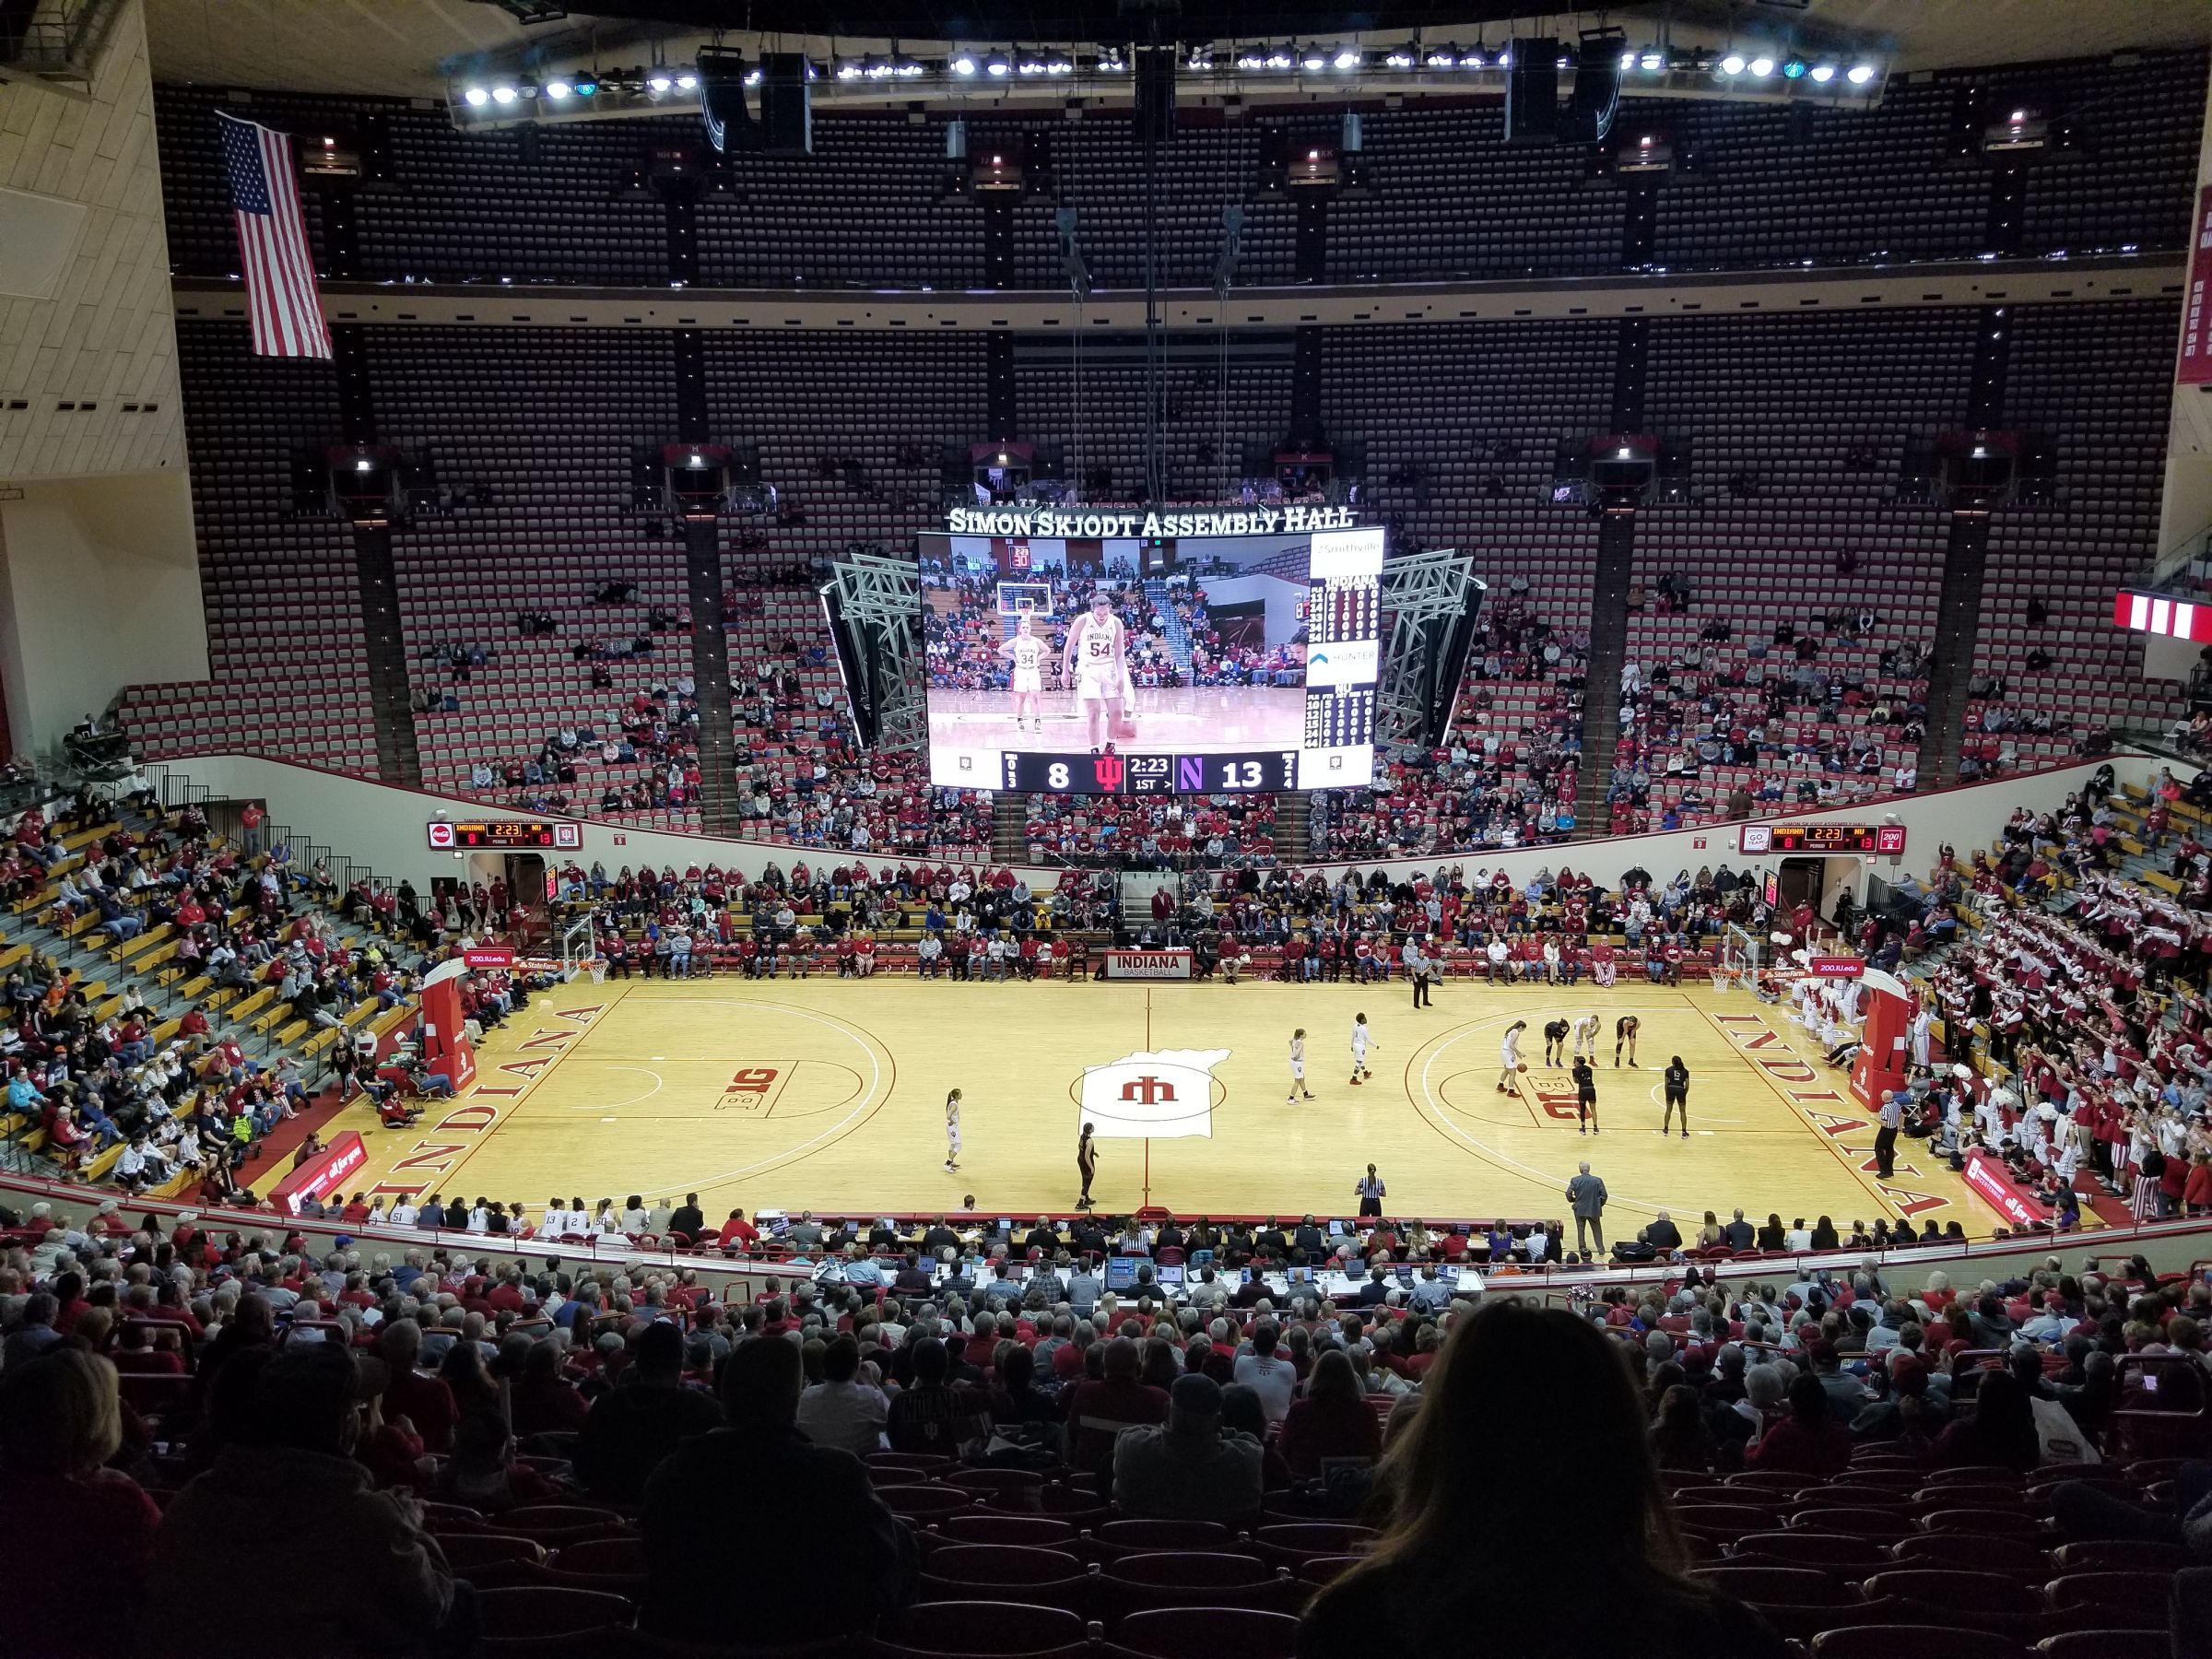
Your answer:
1516;1061;1529;1074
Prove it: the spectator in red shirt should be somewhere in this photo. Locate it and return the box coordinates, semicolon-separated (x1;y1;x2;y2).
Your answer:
376;1319;458;1455
0;1348;160;1659
1063;1335;1168;1473
1746;1374;1853;1477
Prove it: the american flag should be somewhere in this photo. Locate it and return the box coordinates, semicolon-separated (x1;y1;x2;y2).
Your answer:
217;111;332;359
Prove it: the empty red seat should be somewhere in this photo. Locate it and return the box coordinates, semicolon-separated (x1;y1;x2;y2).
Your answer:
1811;1629;2024;1659
871;1600;1090;1658
920;1545;1087;1587
2041;1572;2173;1631
1725;1532;1888;1574
1114;1606;1300;1659
933;1514;1080;1549
1920;1508;2047;1538
477;1584;634;1641
879;1486;978;1519
2033;1631;2174;1658
1888;1534;2051;1576
1861;1569;2049;1639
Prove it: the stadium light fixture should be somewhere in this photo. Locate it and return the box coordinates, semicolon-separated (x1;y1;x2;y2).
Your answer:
1747;55;1775;77
985;52;1011;76
1640;49;1665;71
1300;44;1327;71
1334;46;1361;70
1847;63;1877;84
950;53;977;75
1807;63;1836;82
1384;49;1415;69
676;73;697;89
836;61;862;80
1424;46;1456;69
491;84;518;104
1460;48;1488;68
646;72;673;93
1265;46;1295;70
544;77;571;99
1782;57;1807;79
1718;53;1746;76
464;86;490;106
571;73;596;95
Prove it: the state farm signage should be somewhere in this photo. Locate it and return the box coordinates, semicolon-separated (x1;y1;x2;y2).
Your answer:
1103;949;1194;981
1965;1151;2048;1230
269;1131;368;1217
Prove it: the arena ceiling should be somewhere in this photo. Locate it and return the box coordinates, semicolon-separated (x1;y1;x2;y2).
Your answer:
144;0;2212;100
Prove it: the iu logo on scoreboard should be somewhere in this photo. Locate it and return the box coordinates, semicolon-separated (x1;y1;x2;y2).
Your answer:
1093;754;1126;792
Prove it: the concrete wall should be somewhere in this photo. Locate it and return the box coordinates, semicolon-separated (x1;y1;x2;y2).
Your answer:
2156;53;2212;572
0;469;207;754
147;748;2153;897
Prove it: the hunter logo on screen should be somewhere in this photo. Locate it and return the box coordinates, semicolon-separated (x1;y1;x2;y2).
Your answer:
1080;1049;1230;1139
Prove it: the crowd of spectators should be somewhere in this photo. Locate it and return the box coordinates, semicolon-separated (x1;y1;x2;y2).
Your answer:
551;855;1118;978
1023;791;1279;869
0;1191;2204;1656
1890;770;2212;1230
5;792;421;1204
922;557;1211;695
1312;589;1585;858
1121;860;1782;986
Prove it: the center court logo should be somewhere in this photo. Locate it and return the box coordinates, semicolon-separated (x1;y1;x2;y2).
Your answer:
1079;1049;1230;1139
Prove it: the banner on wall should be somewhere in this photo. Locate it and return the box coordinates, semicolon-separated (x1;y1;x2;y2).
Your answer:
2182;185;2212;385
267;1131;366;1216
1102;950;1194;980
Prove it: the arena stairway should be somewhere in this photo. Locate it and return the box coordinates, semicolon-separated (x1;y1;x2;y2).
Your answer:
992;795;1030;865
0;805;418;1180
1144;579;1194;678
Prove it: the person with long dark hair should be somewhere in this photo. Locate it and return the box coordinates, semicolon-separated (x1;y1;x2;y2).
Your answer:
1932;1370;2043;1471
1299;1301;1788;1657
1076;1120;1098;1211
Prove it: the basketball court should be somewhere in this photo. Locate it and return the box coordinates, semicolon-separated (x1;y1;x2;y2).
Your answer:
330;975;2028;1237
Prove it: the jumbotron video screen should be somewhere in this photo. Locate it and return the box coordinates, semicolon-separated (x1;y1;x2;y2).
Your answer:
921;526;1383;795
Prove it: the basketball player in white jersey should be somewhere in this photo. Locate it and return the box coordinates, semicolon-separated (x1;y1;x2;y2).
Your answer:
1571;1012;1601;1065
943;1088;963;1172
1061;589;1131;753
1287;1028;1314;1102
996;612;1047;733
1349;1012;1379;1086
